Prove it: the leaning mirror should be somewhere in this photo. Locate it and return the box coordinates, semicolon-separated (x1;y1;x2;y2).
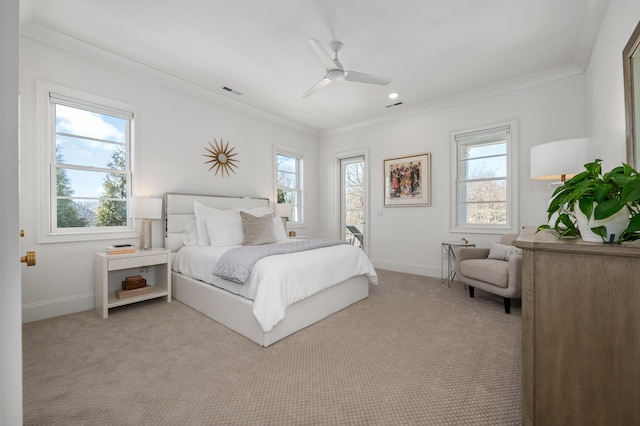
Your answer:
624;21;640;168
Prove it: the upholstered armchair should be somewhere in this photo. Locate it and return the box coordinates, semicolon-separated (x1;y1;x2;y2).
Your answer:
455;233;522;314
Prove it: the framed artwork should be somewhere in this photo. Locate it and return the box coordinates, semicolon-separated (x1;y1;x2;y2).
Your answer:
383;152;431;207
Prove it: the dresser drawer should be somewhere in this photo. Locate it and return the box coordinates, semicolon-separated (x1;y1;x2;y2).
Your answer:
108;254;168;271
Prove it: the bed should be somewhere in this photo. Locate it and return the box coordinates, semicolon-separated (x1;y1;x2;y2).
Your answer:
164;192;378;347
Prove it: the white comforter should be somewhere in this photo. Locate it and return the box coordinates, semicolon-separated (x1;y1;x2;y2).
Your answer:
173;242;378;332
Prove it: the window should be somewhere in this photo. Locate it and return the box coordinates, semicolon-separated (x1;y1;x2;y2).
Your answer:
38;82;137;241
275;150;303;224
450;122;518;233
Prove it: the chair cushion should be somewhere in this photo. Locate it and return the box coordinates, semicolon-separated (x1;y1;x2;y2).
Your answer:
459;259;509;288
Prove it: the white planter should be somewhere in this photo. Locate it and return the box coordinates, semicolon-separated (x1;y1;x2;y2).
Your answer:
575;205;630;242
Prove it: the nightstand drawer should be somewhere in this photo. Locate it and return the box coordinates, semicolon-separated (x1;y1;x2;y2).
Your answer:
108;254;167;271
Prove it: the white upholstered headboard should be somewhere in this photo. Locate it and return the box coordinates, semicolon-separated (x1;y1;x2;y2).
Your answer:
164;192;270;260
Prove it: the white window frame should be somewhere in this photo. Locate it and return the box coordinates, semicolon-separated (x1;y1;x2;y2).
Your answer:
449;120;518;234
274;146;304;226
37;81;139;243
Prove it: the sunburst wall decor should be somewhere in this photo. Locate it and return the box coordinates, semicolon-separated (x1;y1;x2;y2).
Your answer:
203;138;239;178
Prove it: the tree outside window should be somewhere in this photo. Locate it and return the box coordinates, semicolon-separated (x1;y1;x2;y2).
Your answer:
452;123;517;232
52;100;132;232
276;152;302;223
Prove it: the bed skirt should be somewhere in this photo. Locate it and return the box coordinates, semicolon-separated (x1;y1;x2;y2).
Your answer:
172;271;370;347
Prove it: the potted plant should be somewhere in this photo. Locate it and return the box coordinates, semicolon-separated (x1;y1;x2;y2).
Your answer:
537;159;640;242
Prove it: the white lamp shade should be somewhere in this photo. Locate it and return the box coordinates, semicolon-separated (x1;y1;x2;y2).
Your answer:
134;197;162;219
530;138;594;181
275;202;292;218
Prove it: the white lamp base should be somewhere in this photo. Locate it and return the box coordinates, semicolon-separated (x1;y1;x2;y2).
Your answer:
140;218;152;250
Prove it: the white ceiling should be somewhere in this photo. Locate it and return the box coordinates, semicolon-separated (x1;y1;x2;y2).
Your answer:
20;0;607;132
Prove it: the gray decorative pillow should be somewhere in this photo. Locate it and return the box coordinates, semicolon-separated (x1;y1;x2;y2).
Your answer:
240;211;276;246
487;243;522;260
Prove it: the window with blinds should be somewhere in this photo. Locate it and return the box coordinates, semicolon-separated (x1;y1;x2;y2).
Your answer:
275;150;304;224
48;91;134;235
451;122;518;232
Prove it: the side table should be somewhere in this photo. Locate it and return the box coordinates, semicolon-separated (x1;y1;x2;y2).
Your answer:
441;241;475;287
94;248;171;318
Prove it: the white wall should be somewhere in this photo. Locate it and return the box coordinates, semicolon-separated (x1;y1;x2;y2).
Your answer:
585;0;640;170
19;32;318;323
319;75;586;277
18;0;640;320
319;0;640;279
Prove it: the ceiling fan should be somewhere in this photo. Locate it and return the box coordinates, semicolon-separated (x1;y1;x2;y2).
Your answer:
302;38;392;98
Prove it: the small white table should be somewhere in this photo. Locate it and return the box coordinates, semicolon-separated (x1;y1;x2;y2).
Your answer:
441;241;475;287
94;248;171;318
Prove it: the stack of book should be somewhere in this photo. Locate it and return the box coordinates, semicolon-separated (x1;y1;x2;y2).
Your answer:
106;244;136;255
115;286;153;299
115;275;152;299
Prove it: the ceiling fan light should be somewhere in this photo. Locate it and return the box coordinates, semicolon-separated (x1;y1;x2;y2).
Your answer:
388;92;399;99
327;69;345;81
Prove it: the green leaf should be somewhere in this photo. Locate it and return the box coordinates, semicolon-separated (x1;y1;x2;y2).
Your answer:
558;213;578;236
565;170;590;185
592;184;610;203
593;199;625;220
583;160;602;176
548;193;569;214
620;179;640;203
625;214;640;234
623;163;638;176
578;196;594;219
536;224;550;232
590;226;607;241
558;227;579;238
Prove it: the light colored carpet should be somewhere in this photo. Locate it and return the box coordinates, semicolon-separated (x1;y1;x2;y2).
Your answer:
23;270;522;425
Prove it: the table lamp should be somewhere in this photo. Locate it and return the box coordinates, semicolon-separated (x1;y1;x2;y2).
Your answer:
530;138;593;185
134;197;162;250
275;202;292;230
531;138;594;226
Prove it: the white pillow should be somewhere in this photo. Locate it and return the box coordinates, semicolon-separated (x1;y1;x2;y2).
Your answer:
487;243;522;261
182;219;198;246
273;216;288;242
193;202;235;246
205;215;243;246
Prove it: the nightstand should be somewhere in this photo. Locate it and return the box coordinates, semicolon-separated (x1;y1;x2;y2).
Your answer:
94;248;171;318
441;241;475;287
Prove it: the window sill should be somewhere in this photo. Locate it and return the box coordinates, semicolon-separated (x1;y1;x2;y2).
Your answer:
449;224;518;235
38;229;138;244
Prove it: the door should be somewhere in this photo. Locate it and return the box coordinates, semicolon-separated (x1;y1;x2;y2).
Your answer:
1;0;23;423
340;156;366;249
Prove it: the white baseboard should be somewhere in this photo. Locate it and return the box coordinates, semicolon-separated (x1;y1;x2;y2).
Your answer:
22;293;93;323
370;259;441;279
20;260;441;323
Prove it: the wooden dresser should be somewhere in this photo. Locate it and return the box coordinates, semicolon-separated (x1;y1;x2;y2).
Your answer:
514;227;640;426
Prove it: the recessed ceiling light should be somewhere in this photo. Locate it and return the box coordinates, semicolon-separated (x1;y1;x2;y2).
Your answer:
388;92;399;100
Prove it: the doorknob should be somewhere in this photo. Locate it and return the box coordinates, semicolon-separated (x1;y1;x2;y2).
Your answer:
21;251;36;267
19;230;36;266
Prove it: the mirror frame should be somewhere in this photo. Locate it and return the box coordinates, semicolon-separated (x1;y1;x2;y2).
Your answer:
624;21;640;168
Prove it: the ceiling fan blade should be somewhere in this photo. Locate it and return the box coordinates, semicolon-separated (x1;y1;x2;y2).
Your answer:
333;58;344;71
308;38;335;71
302;77;332;98
344;70;392;86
